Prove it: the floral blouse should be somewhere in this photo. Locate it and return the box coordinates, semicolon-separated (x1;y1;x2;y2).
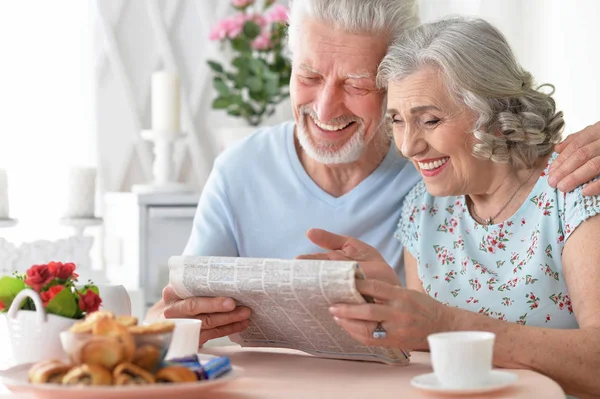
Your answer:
396;155;600;328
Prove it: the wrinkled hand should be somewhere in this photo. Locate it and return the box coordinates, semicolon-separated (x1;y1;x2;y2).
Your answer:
296;228;400;286
550;121;600;195
328;279;450;350
162;284;251;345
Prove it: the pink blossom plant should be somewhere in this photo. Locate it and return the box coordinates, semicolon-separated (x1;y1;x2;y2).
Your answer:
266;4;288;24
207;0;292;127
232;0;255;9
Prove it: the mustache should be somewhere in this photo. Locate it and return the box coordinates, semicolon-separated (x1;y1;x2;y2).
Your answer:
299;105;362;126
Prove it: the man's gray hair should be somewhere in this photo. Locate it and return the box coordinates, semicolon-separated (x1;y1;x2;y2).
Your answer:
377;17;564;169
287;0;420;54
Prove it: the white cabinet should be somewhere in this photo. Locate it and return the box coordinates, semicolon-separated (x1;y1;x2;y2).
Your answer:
103;192;199;317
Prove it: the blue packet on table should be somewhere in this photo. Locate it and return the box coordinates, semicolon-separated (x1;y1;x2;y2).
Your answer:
164;355;232;380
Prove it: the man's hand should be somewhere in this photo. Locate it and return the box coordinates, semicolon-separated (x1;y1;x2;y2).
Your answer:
162;285;251;345
296;228;400;286
550;121;600;195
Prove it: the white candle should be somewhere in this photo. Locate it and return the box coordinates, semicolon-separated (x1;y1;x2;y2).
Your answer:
151;70;180;132
0;169;9;219
63;167;96;218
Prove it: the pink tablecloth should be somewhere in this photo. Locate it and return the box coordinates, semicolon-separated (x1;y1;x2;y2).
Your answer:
202;347;565;399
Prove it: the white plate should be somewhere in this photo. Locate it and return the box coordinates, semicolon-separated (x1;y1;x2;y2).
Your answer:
0;354;242;399
411;370;518;395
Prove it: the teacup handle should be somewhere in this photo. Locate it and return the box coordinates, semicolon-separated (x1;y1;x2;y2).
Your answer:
7;288;47;324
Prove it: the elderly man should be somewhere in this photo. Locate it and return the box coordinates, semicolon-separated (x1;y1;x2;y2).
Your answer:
148;0;600;346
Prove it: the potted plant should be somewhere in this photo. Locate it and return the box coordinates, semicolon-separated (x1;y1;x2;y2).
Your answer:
0;262;102;365
207;0;291;147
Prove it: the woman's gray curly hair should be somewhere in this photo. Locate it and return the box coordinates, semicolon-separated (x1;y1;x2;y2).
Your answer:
377;17;565;169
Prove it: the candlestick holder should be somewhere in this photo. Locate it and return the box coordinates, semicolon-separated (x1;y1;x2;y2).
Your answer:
59;217;103;237
0;218;18;228
132;130;193;194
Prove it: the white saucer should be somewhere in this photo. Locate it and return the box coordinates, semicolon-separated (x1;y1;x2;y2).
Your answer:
411;370;518;395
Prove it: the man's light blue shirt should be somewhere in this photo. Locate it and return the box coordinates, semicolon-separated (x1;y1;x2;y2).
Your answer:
183;121;421;282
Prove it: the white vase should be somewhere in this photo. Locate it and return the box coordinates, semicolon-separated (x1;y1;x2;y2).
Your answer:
216;126;259;151
2;289;77;367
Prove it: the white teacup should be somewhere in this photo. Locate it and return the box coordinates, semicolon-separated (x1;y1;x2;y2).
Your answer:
427;331;495;388
96;284;131;316
159;318;202;360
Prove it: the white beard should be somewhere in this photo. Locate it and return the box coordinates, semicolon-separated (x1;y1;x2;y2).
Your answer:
296;109;365;165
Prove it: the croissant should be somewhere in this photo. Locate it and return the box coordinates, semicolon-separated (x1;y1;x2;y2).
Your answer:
132;344;162;372
62;364;113;386
93;317;136;362
28;360;72;384
80;336;125;370
155;366;198;383
113;362;156;385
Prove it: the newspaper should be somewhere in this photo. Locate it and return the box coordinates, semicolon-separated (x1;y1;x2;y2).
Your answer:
169;256;410;365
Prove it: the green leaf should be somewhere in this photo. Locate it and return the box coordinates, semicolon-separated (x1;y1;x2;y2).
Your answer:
212;96;231;109
242;21;261;40
0;276;26;309
265;77;279;96
248;58;265;76
231;37;252;53
230;95;244;106
234;73;248;89
249;89;267;102
247;76;263;92
207;60;224;73
46;287;79;318
232;56;247;70
273;54;288;72
227;108;242;117
213;78;230;96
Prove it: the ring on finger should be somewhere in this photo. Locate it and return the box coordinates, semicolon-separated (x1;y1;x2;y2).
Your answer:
372;321;387;339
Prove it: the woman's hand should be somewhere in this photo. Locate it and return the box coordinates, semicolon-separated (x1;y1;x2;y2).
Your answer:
296;228;400;286
328;279;451;350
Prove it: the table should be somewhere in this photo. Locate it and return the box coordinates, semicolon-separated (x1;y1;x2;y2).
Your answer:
0;347;565;398
201;347;566;399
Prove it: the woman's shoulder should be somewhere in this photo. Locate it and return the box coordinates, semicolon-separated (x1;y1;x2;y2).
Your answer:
544;153;600;240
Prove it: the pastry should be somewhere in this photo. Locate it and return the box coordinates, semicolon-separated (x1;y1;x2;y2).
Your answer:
116;315;138;327
155;366;198;383
128;321;175;335
113;362;155;385
28;360;72;384
62;364;113;386
132;344;162;372
86;310;115;322
69;310;115;333
80;336;125;370
92;317;136;362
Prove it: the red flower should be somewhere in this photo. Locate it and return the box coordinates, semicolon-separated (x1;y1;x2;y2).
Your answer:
40;285;65;306
25;265;54;291
0;301;4;311
78;290;102;313
48;262;78;280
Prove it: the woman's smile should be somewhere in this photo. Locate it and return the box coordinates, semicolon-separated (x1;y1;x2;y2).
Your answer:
415;156;450;177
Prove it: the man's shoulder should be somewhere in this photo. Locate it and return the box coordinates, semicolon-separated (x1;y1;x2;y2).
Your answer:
214;121;294;171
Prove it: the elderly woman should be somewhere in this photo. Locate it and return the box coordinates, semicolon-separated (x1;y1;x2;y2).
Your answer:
300;17;600;398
